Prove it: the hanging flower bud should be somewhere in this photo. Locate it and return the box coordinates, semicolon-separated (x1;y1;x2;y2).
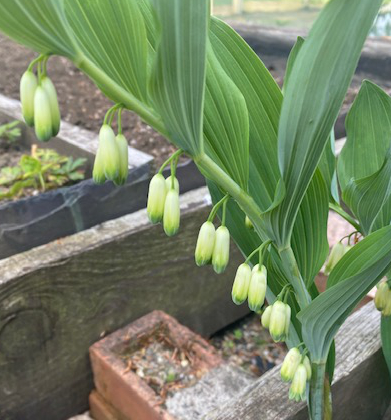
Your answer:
324;242;345;275
284;303;291;337
34;86;52;142
269;301;290;342
375;281;391;312
113;134;129;186
248;264;267;312
99;124;120;181
147;174;167;224
163;189;180;237
41;76;61;137
344;245;352;255
165;176;179;194
92;147;106;185
261;305;272;329
245;215;254;230
382;287;391;317
231;263;252;305
289;364;307;402
303;355;312;380
20;70;37;127
212;226;230;274
281;347;301;382
195;222;216;266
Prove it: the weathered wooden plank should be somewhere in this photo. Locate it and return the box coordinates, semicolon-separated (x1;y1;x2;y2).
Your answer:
0;187;247;420
230;23;391;80
206;302;391;420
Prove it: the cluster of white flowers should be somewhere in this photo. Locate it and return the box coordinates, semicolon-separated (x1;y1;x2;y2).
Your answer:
20;59;61;143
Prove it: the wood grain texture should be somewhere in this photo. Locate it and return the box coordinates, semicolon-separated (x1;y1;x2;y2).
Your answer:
206;302;391;420
0;187;247;420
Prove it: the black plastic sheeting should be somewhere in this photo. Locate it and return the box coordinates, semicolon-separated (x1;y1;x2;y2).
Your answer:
0;160;205;260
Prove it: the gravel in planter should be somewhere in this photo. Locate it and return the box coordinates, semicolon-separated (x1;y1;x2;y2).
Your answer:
115;312;286;409
117;325;210;408
210;312;286;377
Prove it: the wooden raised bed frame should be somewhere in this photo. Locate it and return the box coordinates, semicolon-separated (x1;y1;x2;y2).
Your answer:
0;186;247;420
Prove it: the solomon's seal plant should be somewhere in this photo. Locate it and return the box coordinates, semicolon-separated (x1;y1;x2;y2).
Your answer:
21;56;61;141
2;0;391;418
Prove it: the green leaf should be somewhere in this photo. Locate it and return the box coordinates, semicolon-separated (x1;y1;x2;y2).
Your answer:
209;19;328;287
298;226;391;361
381;315;391;379
203;45;249;189
343;149;391;235
65;0;149;103
318;130;339;204
291;170;329;286
209;18;281;211
338;80;391;192
19;155;41;175
283;36;305;95
0;0;78;58
150;0;209;155
268;0;382;247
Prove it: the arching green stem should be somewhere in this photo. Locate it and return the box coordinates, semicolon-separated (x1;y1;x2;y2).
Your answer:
77;56;167;137
158;149;183;174
207;194;229;223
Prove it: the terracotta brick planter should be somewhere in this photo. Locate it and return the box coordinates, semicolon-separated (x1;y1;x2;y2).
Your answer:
89;310;223;420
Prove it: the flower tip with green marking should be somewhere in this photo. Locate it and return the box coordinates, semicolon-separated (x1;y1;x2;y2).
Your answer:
41;76;61;137
20;70;37;127
163;188;180;237
34;85;53;142
247;264;267;312
281;347;301;382
92;147;106;185
289;364;307;402
99;124;120;181
113;133;129;186
195;221;216;266
147;173;167;224
245;215;254;230
212;225;230;274
231;263;252;305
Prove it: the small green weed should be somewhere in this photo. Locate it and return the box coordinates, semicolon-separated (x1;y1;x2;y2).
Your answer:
0;144;86;201
0;121;21;143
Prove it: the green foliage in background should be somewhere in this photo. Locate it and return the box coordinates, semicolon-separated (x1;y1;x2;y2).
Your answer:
0;120;21;143
0;145;86;201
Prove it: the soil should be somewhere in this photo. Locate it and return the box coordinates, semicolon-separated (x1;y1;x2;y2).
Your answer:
0;34;172;169
2;32;391;173
210;311;286;377
118;327;208;407
0;140;26;169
